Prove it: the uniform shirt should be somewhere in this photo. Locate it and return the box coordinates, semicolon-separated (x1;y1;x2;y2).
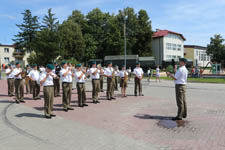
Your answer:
89;67;100;79
75;70;85;83
60;68;73;83
147;69;151;75
174;66;188;85
5;68;14;79
119;70;129;78
28;70;40;81
13;68;22;79
115;70;120;77
39;72;56;86
133;67;144;78
104;67;114;77
156;68;160;74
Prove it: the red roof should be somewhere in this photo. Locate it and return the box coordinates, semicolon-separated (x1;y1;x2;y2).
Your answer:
0;44;15;47
153;29;186;41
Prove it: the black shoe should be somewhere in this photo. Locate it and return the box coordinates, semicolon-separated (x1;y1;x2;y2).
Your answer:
172;117;182;121
50;114;56;117
68;107;74;110
134;94;137;96
139;94;144;96
63;108;68;112
125;95;127;97
20;99;25;103
183;115;187;118
107;98;111;100
83;104;88;107
93;100;97;104
45;115;52;119
16;100;20;104
111;97;116;100
101;90;104;92
79;105;84;107
57;95;61;97
96;100;100;103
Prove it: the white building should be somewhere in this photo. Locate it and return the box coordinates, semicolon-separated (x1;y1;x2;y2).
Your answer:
0;44;30;67
184;45;211;67
152;29;186;66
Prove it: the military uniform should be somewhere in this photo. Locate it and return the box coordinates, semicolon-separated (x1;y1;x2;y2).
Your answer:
28;66;40;100
133;64;144;96
114;68;120;91
5;66;14;96
13;66;25;103
25;67;32;94
40;64;56;119
75;65;87;107
104;66;115;100
60;63;73;111
90;64;101;103
53;64;61;97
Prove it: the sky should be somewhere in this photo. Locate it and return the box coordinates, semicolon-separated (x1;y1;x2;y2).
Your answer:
0;0;225;46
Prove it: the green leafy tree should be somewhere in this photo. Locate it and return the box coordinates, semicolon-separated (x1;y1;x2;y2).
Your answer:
134;9;153;56
13;9;40;51
83;34;97;63
207;34;225;65
58;20;85;61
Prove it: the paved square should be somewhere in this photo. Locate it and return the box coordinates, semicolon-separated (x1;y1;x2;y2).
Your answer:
0;78;225;150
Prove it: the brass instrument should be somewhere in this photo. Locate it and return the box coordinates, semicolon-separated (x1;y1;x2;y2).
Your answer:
124;71;128;82
21;69;26;79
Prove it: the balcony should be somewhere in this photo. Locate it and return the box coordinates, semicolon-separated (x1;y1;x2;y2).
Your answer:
13;51;25;58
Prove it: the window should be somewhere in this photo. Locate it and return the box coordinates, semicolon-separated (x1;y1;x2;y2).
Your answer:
4;57;10;63
166;55;172;59
172;44;176;50
172;55;176;59
177;56;181;59
196;50;198;56
4;48;9;53
166;43;172;50
177;44;182;51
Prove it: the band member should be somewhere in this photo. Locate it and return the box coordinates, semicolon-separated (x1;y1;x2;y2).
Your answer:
156;65;160;82
5;64;14;97
60;61;74;112
114;65;120;91
25;65;32;94
119;65;128;97
127;67;132;81
40;64;56;119
147;67;152;82
100;65;104;92
167;58;188;121
104;62;116;100
53;62;61;97
13;62;25;103
90;62;101;104
28;64;40;100
75;64;88;107
133;62;144;96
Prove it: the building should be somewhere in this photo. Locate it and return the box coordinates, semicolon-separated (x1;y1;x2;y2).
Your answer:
184;45;211;67
0;44;30;67
152;29;186;66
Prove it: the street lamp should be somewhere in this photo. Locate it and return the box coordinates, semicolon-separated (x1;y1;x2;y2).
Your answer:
123;13;128;68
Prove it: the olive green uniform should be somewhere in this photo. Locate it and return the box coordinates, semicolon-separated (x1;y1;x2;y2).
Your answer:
15;79;24;102
175;84;187;119
43;86;54;117
7;78;14;96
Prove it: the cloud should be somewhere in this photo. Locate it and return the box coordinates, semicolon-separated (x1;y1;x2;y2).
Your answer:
0;14;17;20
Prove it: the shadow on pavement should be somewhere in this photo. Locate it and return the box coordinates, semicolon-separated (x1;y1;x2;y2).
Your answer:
15;113;45;118
134;114;173;120
0;100;14;103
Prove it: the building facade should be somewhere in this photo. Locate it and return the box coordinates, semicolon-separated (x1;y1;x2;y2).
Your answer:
0;45;30;67
184;45;211;67
152;29;186;66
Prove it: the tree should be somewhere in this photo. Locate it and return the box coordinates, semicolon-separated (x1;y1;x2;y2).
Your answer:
33;8;61;65
134;9;153;56
83;34;97;63
207;34;225;65
13;9;40;51
58;20;85;61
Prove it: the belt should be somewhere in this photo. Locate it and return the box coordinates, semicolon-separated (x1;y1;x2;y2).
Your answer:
15;79;22;80
8;78;14;79
77;82;84;84
92;79;100;80
62;82;72;84
44;85;54;87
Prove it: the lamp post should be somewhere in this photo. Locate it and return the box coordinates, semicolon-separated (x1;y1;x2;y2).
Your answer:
123;14;128;68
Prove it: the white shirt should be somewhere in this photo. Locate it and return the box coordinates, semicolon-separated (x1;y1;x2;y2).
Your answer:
119;70;129;78
60;68;73;83
75;70;86;83
28;70;40;81
40;72;56;86
115;70;120;77
174;66;188;85
133;67;144;78
104;67;114;76
156;68;160;74
13;68;22;79
90;67;100;79
6;68;14;79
